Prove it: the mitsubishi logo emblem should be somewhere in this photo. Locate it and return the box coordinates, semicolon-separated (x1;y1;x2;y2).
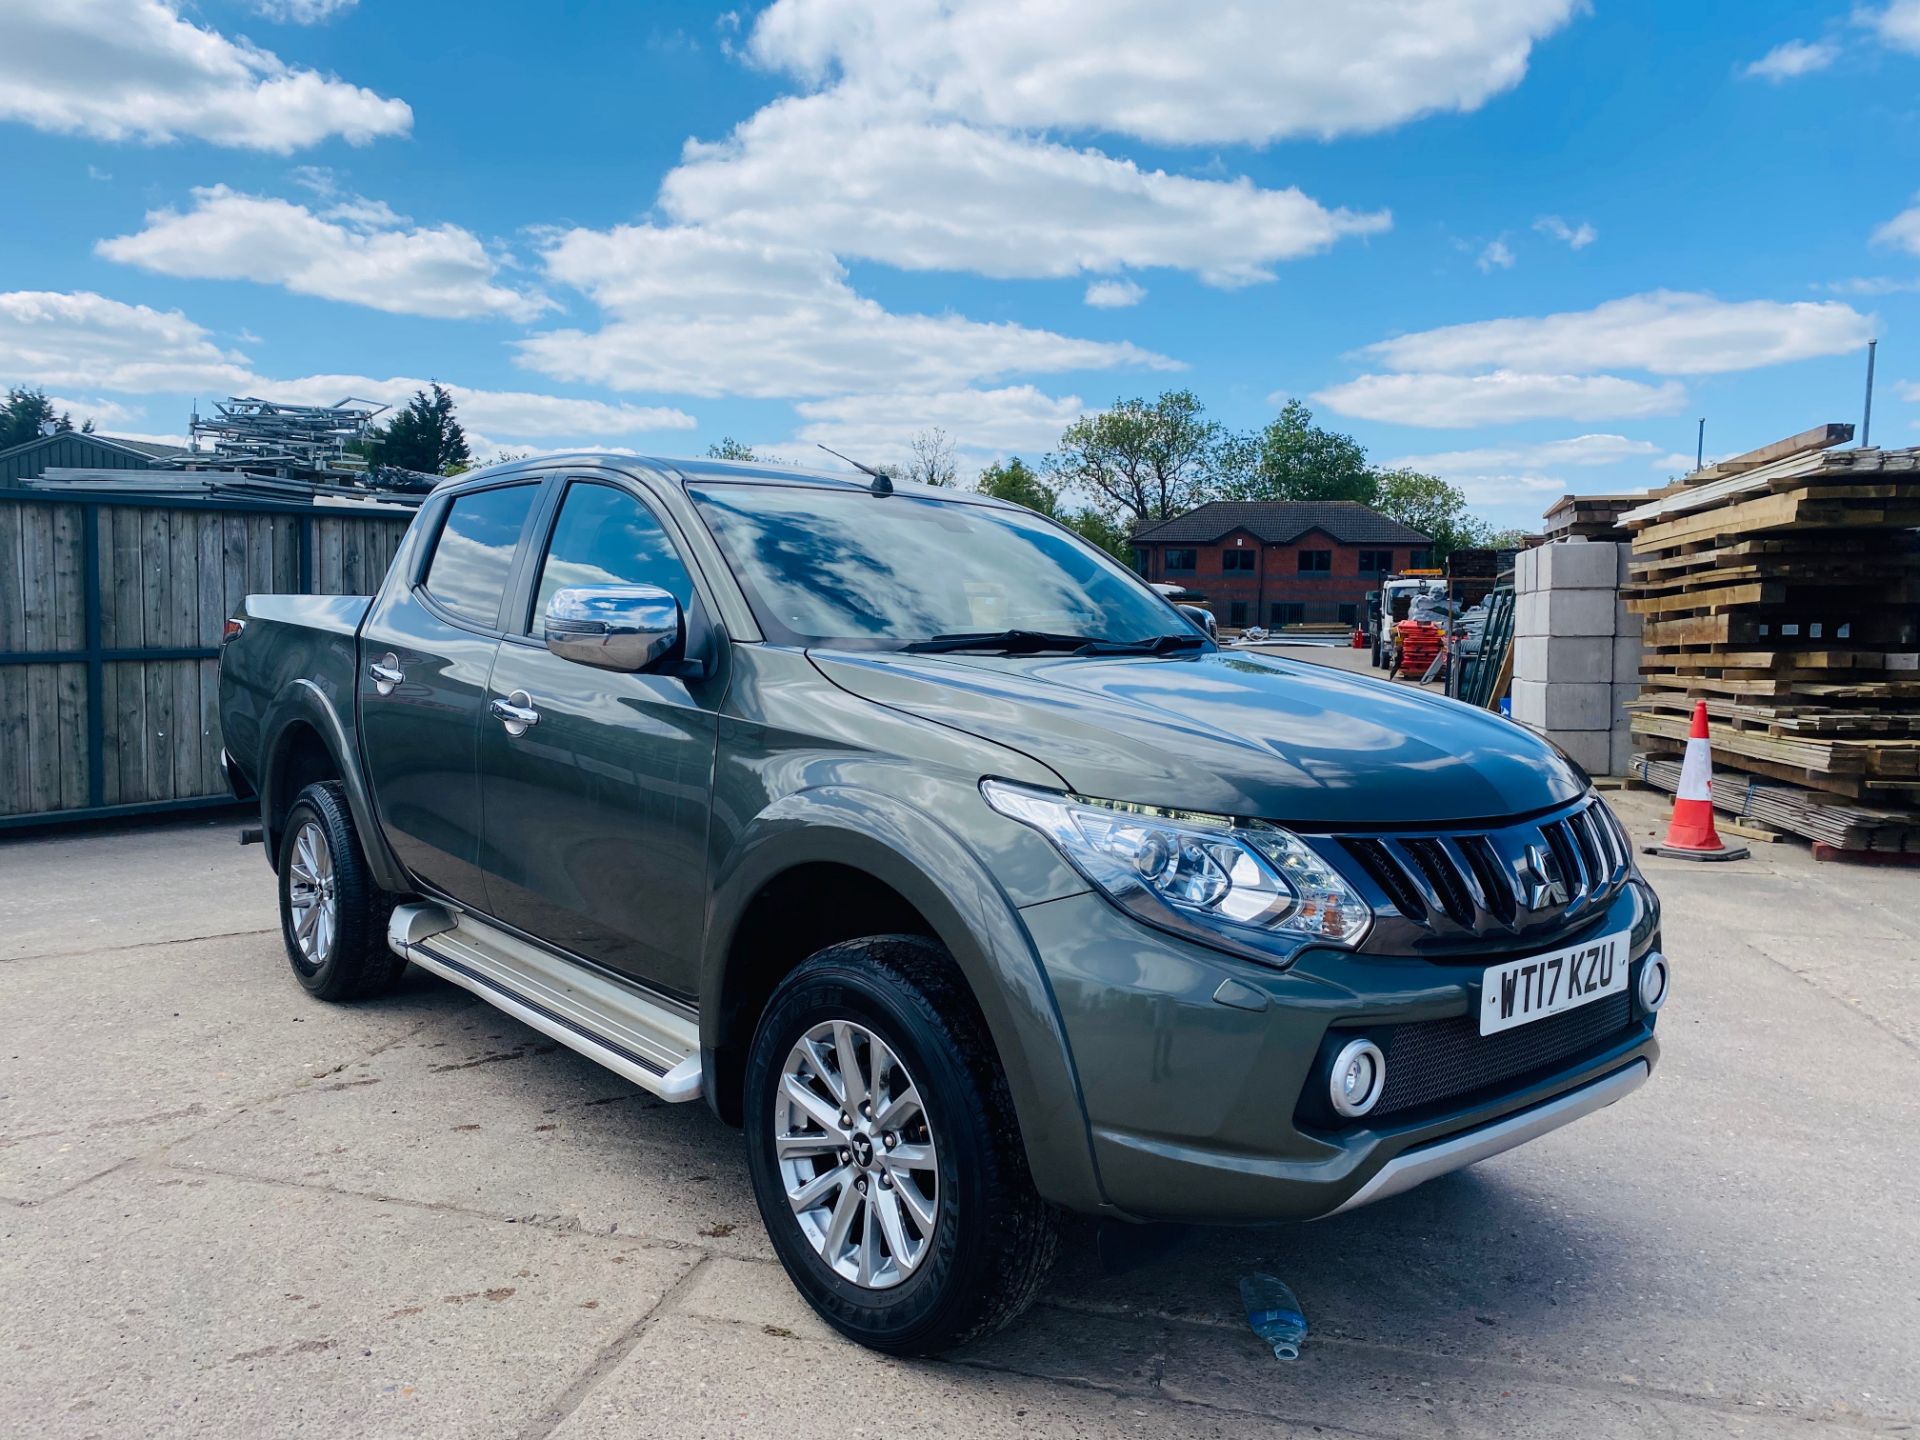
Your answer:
1522;844;1569;910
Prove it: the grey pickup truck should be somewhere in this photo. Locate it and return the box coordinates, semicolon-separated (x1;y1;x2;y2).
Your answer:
219;455;1667;1354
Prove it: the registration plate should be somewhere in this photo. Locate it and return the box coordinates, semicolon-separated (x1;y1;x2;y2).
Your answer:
1479;930;1629;1036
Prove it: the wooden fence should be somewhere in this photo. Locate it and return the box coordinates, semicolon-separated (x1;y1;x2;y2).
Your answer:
0;491;413;827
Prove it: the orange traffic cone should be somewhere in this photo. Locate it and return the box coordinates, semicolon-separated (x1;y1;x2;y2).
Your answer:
1643;700;1749;862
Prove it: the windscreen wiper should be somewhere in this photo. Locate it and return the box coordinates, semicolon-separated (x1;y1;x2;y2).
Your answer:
902;629;1109;655
1075;632;1210;656
902;629;1208;656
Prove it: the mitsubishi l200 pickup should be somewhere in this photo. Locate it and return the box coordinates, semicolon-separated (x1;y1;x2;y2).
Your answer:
218;456;1667;1354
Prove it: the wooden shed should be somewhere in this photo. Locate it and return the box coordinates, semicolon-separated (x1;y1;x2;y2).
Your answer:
0;432;195;487
0;482;415;828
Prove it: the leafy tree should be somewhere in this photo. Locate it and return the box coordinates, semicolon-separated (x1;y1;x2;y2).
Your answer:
902;427;957;487
1372;468;1488;559
706;437;757;460
975;456;1060;517
53;411;75;433
1045;389;1225;531
1;387;60;449
372;384;470;475
1223;400;1376;503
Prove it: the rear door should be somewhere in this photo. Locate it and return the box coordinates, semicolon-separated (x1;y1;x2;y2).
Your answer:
360;479;541;908
477;474;722;997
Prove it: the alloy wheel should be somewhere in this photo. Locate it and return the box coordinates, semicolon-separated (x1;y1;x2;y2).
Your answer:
287;820;337;967
775;1020;940;1290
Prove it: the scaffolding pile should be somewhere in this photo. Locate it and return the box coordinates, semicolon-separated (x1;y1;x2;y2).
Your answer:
182;396;390;481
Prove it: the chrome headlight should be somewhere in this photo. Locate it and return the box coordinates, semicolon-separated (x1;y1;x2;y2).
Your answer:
982;779;1370;964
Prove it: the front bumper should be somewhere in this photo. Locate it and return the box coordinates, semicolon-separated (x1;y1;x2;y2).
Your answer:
1023;878;1662;1223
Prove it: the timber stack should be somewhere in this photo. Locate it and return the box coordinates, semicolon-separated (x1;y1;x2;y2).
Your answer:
1620;422;1920;856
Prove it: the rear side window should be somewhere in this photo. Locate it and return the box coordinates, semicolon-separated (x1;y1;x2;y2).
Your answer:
529;482;696;630
423;484;537;626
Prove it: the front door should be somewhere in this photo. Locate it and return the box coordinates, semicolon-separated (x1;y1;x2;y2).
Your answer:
477;477;722;998
360;481;540;909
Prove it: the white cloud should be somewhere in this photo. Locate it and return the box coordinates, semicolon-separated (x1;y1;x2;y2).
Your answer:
1871;196;1920;255
1743;38;1840;80
97;185;551;321
659;92;1389;286
1476;239;1516;273
252;0;357;21
0;0;410;151
746;0;1585;145
0;290;256;394
1085;279;1146;309
784;385;1086;471
0;290;696;448
44;395;147;429
1859;1;1920;54
258;375;696;442
524;225;1176;399
1533;214;1596;248
1820;275;1920;295
1360;290;1873;376
1314;371;1688;427
1388;434;1670;473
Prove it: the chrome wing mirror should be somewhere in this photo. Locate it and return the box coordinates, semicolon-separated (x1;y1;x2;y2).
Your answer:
543;585;682;673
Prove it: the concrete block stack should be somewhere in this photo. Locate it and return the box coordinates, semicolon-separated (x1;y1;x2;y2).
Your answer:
1510;539;1640;775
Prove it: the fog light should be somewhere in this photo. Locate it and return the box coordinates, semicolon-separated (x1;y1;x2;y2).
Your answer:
1329;1038;1386;1119
1637;952;1670;1013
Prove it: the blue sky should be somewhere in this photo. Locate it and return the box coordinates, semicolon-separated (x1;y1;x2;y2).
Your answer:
3;0;1919;529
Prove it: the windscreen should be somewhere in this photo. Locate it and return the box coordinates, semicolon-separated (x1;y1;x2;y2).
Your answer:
690;484;1186;650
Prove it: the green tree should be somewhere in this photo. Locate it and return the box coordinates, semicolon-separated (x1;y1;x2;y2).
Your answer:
0;387;60;449
1372;468;1489;559
373;384;470;475
1045;389;1225;531
975;456;1060;517
706;437;757;460
1224;399;1377;503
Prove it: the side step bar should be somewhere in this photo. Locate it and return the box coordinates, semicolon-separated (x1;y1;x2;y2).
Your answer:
388;902;704;1102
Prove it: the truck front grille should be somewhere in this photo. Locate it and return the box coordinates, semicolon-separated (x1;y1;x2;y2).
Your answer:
1331;796;1633;941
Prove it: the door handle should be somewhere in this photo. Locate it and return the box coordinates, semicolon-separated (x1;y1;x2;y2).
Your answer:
490;690;540;737
368;654;404;696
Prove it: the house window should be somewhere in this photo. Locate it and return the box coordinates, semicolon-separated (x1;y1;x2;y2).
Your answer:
1358;549;1394;574
1408;549;1432;569
1337;602;1358;626
1271;601;1305;626
1297;549;1331;574
1222;548;1255;571
1164;548;1197;573
1229;601;1248;627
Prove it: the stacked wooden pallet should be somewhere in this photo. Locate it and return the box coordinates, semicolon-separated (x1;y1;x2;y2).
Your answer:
1628;757;1920;852
1620;425;1920;852
1541;492;1644;540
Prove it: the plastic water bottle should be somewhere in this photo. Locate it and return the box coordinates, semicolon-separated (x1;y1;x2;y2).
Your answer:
1239;1273;1308;1361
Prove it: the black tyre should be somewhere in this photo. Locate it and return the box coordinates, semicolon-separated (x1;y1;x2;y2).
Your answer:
743;935;1060;1355
276;780;404;1001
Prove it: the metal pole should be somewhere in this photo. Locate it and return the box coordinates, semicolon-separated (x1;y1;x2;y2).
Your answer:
1695;419;1705;472
1861;338;1877;448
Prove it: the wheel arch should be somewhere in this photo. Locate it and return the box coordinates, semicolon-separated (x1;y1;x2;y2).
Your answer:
702;786;1105;1213
259;679;408;892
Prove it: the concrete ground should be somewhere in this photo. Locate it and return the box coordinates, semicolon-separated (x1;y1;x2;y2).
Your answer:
4;790;1917;1438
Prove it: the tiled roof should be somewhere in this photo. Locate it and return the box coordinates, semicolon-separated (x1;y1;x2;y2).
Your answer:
1133;500;1431;546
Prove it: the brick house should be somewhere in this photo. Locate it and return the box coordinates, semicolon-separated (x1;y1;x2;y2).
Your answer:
1133;500;1433;630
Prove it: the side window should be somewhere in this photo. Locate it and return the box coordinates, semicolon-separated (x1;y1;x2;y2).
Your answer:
422;484;538;627
530;482;696;630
